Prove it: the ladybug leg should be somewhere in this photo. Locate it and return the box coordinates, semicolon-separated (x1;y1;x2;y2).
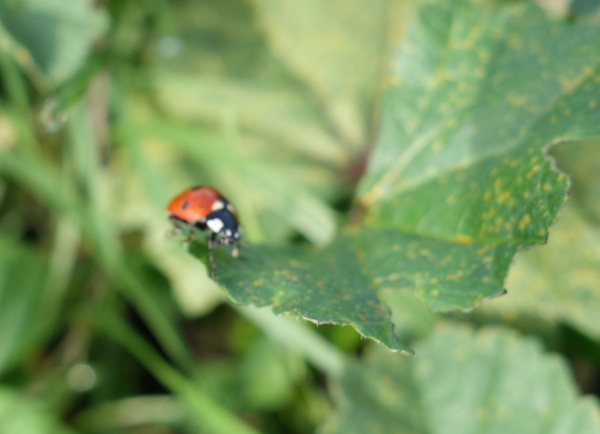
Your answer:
167;219;185;239
180;224;196;246
208;232;218;280
168;227;182;238
232;244;239;258
168;216;195;243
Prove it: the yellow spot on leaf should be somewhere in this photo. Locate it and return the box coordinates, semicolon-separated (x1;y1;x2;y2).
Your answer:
478;48;491;61
446;271;464;281
477;245;490;255
518;214;531;230
590;100;597;109
388;273;400;282
431;289;439;296
497;191;510;204
526;165;540;179
439;256;452;266
559;77;573;91
507;93;527;106
453;234;473;244
508;35;521;49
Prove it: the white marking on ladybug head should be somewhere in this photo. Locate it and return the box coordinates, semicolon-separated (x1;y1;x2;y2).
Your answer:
225;229;232;237
206;218;224;234
211;199;225;211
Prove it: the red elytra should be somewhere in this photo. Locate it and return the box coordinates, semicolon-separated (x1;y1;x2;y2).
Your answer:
166;185;224;224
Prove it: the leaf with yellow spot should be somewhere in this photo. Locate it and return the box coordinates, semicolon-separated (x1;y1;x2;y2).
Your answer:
191;237;414;354
478;142;600;340
356;0;600;311
321;325;600;434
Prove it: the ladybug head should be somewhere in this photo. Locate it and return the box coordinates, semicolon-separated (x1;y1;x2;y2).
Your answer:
206;209;242;245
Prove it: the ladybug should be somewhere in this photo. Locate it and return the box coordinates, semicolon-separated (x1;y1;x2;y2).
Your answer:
166;186;242;279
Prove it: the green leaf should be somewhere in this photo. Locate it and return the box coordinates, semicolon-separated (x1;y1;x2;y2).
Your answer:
0;387;76;434
0;0;107;85
356;0;600;308
189;0;600;351
0;237;48;375
322;324;600;434
191;238;413;354
479;190;600;340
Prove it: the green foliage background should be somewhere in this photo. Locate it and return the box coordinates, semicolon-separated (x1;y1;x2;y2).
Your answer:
0;0;599;432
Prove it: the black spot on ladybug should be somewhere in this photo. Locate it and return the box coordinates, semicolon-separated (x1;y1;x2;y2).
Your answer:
182;200;189;210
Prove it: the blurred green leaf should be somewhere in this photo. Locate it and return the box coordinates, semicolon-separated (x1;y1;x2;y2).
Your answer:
191;0;600;352
552;140;600;223
253;0;391;145
237;335;303;411
322;324;600;434
155;0;349;164
570;0;600;17
0;0;107;86
74;395;184;433
0;387;75;434
0;238;48;375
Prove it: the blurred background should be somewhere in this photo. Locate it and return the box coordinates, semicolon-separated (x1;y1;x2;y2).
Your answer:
0;0;599;433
